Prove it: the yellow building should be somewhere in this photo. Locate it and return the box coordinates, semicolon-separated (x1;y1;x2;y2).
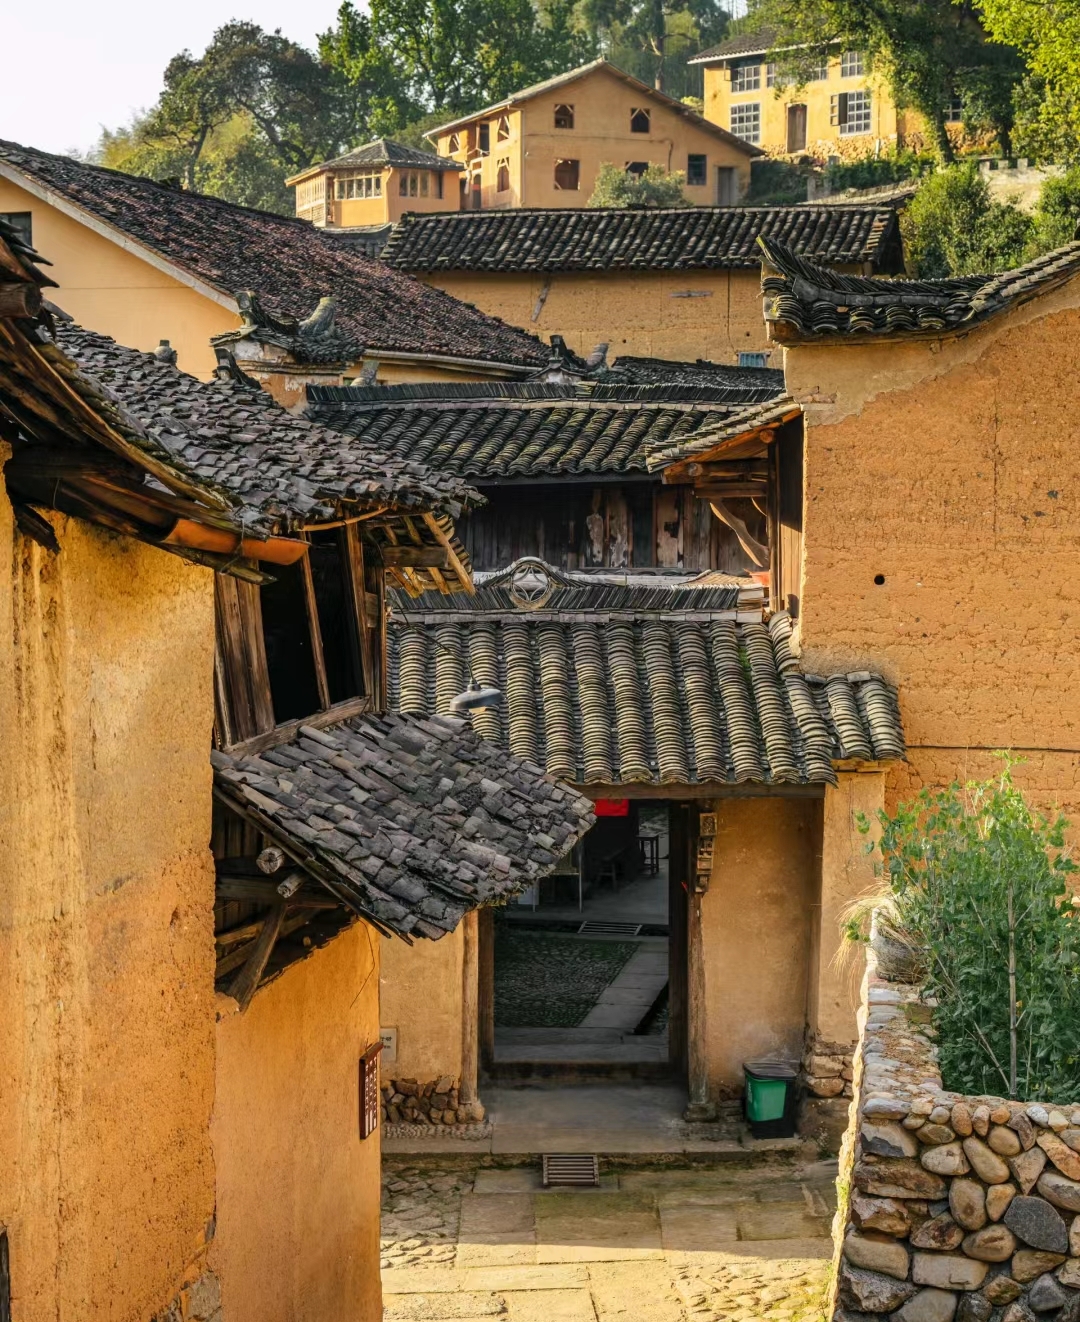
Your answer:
287;137;462;231
0;139;548;382
692;31;905;159
428;59;761;209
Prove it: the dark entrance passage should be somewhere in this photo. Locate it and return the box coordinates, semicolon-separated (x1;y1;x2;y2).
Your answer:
479;801;690;1079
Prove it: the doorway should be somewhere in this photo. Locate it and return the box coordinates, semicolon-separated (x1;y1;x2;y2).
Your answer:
716;165;738;206
480;801;689;1079
786;104;808;153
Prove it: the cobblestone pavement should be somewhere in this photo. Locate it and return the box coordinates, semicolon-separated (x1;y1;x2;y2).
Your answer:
381;1160;835;1321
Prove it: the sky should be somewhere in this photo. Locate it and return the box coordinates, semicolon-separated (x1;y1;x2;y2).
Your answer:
0;0;345;157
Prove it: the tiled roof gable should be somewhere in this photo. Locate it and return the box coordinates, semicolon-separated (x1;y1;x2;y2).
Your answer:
0;139;547;368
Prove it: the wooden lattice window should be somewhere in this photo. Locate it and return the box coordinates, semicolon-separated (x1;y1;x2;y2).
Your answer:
554;158;580;191
554;103;574;129
630;107;651;133
360;1042;384;1139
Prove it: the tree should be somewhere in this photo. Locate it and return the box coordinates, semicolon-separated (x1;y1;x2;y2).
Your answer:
579;0;731;96
856;765;1080;1100
973;0;1080;161
589;161;687;205
747;0;1023;160
320;0;595;128
900;163;1032;277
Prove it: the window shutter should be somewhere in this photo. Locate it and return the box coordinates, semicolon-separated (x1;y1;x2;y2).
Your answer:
830;92;849;127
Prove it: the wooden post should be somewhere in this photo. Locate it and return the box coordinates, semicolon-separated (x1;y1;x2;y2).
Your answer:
460;909;480;1109
478;907;496;1071
684;890;716;1121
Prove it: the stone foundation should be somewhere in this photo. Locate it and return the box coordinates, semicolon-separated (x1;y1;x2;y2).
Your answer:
152;1269;222;1322
830;924;1080;1322
381;1076;485;1127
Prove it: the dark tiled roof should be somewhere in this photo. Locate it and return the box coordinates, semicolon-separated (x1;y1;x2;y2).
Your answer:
607;355;786;391
0;140;547;368
690;29;776;62
305;379;786;478
646;395;800;470
303;138;463;175
387;560;905;786
380;204;904;274
212;710;595;939
760;236;1080;341
54;324;476;533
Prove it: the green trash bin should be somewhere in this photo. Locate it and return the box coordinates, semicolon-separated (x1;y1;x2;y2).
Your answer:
743;1060;799;1138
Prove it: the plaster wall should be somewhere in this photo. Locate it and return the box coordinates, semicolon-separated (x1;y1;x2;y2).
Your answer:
378;924;465;1083
701;796;821;1092
211;920;382;1322
0;476;218;1322
0;176;239;379
418;267;773;363
784;283;1080;821
435;67;754;208
330;168;458;227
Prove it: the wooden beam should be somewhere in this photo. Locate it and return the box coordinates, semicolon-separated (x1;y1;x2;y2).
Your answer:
216;876;338;906
227;902;286;1009
0;283;42;319
708;499;768;568
573;781;826;800
299;543;332;711
422;512;474;594
220;694;371;758
460;910;480;1108
695;482;769;500
379;545;451;569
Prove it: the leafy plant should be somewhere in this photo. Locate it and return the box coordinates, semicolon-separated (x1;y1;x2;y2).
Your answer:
900;163;1033;276
823;149;932;194
589;161;688;207
1031;166;1080;251
858;764;1080;1100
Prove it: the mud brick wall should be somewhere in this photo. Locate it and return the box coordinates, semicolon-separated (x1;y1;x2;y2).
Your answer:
831;929;1080;1322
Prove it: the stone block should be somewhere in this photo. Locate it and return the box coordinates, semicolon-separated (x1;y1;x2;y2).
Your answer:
1010;1147;1048;1195
855;1158;947;1200
956;1294;992;1322
838;1262;918;1314
987;1184;1018;1223
1071;1214;1080;1258
920;1124;958;1145
986;1276;1023;1304
1011;1250;1067;1283
1009;1112;1037;1151
864;1120;919;1158
852;1193;912;1236
961;1225;1017;1262
923;1143;972;1176
952;1105;974;1137
1038;1132;1080;1182
913;1253;989;1291
972;1108;991;1138
951;1179;988;1231
1003;1197;1068;1254
1027;1270;1069;1312
893;1286;961;1322
990;1127;1023;1157
964;1137;1011;1184
1037;1171;1080;1213
1001;1301;1037;1322
843;1229;911;1280
911;1214;965;1251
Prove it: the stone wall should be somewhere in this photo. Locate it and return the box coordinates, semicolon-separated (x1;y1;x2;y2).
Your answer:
381;1075;485;1127
831;926;1080;1322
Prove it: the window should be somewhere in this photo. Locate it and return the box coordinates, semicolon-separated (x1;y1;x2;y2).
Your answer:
730;61;761;93
944;95;963;123
554;103;574;129
840;50;864;77
626;160;649;177
630;107;651;133
398;170;430;197
765;62;786;90
336;171;381;200
807;61;828;81
295;178;326;215
478;122;490;154
554;158;580;190
687;153;707;187
448;133;460;153
738;351;769;368
496;114;510;142
496;159;510;192
832;89;871;135
257;529;367;726
729;102;761;145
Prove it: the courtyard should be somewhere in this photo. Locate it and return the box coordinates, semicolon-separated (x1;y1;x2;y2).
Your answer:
380;1157;836;1321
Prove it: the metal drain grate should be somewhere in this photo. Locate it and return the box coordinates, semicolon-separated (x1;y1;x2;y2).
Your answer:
577;920;642;937
543;1154;600;1187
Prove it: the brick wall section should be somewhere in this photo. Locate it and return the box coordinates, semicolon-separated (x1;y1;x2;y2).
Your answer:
830;923;1080;1322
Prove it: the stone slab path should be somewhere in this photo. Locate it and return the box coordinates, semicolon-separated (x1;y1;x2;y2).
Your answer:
579;941;669;1032
381;1160;836;1321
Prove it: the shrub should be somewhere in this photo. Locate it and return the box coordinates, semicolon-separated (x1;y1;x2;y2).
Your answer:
901;163;1033;276
588;162;687;208
824;149;932;194
858;765;1080;1100
1032;166;1080;251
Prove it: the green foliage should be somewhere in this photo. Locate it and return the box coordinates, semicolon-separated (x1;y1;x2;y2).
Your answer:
974;0;1080;165
582;0;732;100
589;161;688;206
901;163;1033;276
868;765;1080;1100
747;0;1023;160
823;149;931;193
1031;166;1080;250
744;158;810;205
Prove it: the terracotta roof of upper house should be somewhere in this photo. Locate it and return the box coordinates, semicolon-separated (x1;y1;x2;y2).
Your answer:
425;59;762;155
287;138;464;185
212;710;594;939
380;204;905;274
387;559;905;787
760;235;1080;342
0;139;547;369
689;28;777;63
305;378;787;478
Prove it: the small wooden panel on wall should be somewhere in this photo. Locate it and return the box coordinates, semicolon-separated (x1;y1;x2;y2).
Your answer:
359;1041;384;1139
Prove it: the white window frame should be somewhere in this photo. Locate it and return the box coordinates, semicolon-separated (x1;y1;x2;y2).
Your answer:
840;50;865;78
731;62;761;93
730;101;761;145
837;89;871;136
335;171;382;200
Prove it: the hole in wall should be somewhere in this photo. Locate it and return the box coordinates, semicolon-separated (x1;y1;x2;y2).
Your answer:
873;574;886;586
